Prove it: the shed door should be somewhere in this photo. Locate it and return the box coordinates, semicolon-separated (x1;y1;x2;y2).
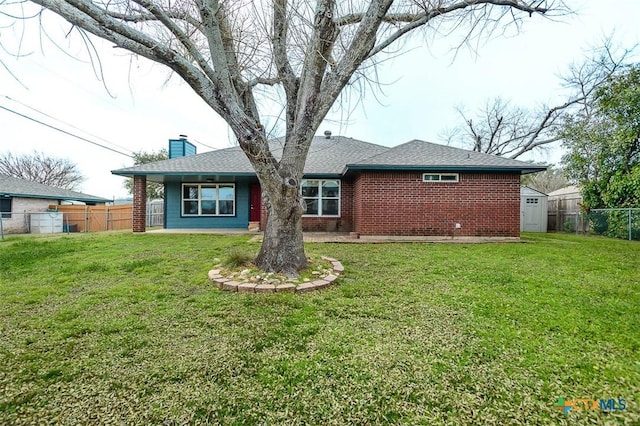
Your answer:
249;185;261;222
521;197;542;232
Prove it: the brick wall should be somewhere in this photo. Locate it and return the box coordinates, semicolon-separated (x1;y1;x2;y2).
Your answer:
353;171;521;237
259;198;267;231
132;176;147;233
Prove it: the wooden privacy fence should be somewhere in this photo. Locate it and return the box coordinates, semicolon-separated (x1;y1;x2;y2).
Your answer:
55;205;133;232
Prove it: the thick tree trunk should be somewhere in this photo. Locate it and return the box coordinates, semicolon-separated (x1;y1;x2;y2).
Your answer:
253;178;308;276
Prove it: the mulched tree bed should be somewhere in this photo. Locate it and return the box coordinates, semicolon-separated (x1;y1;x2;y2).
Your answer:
208;256;344;293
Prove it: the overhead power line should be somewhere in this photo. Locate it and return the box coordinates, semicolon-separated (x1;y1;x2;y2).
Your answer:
4;96;135;155
0;103;134;158
192;138;218;150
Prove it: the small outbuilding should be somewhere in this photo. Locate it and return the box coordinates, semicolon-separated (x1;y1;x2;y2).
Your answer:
0;175;110;234
520;186;548;233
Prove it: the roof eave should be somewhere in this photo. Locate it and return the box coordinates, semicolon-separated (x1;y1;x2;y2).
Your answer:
345;164;547;174
302;173;343;179
0;192;110;203
111;171;258;178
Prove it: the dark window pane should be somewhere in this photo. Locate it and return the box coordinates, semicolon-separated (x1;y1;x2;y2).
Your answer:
219;200;234;215
322;199;339;215
183;201;198;215
322;180;339;198
441;174;458;181
183;185;199;199
0;198;11;218
302;180;319;197
423;174;439;181
304;198;318;215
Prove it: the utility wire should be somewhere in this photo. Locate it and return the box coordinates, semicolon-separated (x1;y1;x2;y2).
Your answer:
0;103;134;158
3;96;135;155
192;138;218;150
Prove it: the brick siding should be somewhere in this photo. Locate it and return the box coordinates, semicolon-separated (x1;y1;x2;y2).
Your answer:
132;176;147;233
353;171;521;237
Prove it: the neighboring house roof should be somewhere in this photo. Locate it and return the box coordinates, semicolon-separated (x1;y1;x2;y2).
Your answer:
0;175;110;203
547;185;581;197
111;136;545;179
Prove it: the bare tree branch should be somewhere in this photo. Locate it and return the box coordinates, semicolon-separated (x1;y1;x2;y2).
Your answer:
272;0;299;137
446;41;633;159
0;151;84;190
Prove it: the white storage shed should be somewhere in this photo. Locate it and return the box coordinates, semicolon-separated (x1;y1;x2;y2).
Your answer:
520;186;548;233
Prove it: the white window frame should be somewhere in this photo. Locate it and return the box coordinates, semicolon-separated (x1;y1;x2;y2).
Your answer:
301;179;341;217
422;173;459;183
181;183;235;216
526;198;539;204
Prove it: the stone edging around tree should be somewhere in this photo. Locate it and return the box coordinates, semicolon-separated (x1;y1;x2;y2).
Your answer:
207;256;344;294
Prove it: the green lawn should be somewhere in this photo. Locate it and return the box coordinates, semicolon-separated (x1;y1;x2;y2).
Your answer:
0;232;638;425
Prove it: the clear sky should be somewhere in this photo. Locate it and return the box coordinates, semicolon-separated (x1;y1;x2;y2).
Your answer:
1;0;638;199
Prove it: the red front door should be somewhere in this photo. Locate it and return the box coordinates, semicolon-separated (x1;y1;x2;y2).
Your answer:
249;185;261;222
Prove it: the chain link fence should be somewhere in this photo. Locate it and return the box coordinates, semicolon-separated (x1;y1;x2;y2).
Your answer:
549;208;640;241
586;208;640;241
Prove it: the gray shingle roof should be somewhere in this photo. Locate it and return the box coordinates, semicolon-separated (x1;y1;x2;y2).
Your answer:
0;175;110;203
347;140;546;172
286;136;390;175
112;136;390;177
113;145;254;176
111;136;545;178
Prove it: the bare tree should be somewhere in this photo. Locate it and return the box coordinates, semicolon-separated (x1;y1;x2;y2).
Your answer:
0;151;84;190
3;0;569;275
521;164;568;194
446;97;563;158
445;42;632;159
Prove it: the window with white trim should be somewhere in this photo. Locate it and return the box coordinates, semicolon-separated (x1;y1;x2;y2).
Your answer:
0;197;11;218
182;184;235;216
526;198;539;204
302;179;340;216
423;173;459;183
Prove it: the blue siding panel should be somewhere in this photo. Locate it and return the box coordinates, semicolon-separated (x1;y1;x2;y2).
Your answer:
169;139;197;159
165;180;250;229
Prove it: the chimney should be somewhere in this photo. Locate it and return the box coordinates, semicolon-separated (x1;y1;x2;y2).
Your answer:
168;135;197;159
324;130;332;139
